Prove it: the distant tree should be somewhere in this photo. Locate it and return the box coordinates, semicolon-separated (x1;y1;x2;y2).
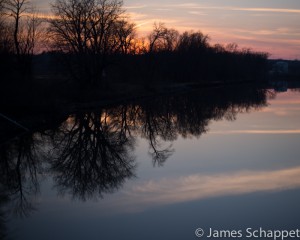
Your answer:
148;22;167;52
133;37;148;54
148;22;179;52
163;28;179;52
114;19;136;54
225;42;238;53
176;31;210;52
213;43;226;53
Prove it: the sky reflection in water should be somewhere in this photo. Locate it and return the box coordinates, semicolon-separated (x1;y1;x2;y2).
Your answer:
2;86;300;240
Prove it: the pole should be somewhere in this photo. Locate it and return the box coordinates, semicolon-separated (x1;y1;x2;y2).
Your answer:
0;113;29;132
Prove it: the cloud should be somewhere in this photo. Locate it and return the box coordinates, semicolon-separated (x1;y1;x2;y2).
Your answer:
173;3;200;8
170;3;300;14
231;7;300;14
124;5;148;10
127;11;149;21
108;166;300;213
188;11;207;16
259;106;300;116
210;130;300;134
272;99;300;105
154;8;172;12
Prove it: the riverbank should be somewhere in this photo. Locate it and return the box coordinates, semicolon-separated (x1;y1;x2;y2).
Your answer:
1;80;300;145
0;77;261;113
1;76;299;114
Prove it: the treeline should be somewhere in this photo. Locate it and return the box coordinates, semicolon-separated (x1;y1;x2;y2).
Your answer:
0;0;269;89
111;27;269;84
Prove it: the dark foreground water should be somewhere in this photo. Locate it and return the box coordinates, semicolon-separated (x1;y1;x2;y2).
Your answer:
1;85;300;240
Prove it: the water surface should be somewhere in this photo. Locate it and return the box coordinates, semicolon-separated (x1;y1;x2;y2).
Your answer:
1;85;300;240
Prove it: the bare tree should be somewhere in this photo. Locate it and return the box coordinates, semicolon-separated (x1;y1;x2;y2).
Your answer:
176;31;210;52
148;22;179;53
114;19;136;54
4;0;30;57
89;0;124;55
213;43;225;53
49;0;94;54
0;1;13;54
131;37;147;54
148;22;167;53
164;28;179;52
1;0;42;76
0;0;8;35
49;0;133;85
0;25;14;54
25;11;42;55
226;43;239;53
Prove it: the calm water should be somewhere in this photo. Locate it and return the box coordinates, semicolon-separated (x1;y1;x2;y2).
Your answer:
1;85;300;240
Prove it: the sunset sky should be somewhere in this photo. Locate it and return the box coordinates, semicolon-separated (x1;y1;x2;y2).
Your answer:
33;0;300;59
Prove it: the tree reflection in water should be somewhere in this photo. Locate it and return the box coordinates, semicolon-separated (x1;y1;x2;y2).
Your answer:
0;133;42;217
0;86;271;223
48;111;136;201
0;192;9;240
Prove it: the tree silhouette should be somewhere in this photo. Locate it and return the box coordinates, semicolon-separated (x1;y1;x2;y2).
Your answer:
1;0;42;77
176;31;210;53
49;0;134;85
148;22;179;53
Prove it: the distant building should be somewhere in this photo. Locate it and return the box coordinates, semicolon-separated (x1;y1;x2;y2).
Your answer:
271;61;289;75
272;80;288;92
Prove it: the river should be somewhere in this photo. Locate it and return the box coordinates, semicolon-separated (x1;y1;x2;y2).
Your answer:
1;84;300;240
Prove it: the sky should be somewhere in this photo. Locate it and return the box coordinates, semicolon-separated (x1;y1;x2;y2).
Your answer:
33;0;300;59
